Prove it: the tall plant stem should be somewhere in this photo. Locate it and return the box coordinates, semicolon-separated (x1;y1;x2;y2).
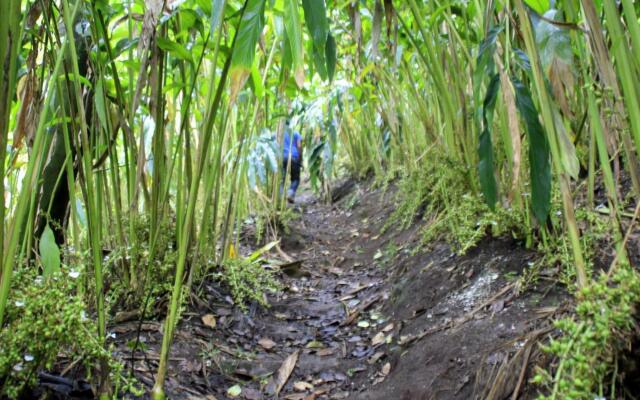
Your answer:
514;0;587;288
151;2;244;397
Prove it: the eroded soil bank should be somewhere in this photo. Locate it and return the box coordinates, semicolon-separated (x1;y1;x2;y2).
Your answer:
102;181;568;400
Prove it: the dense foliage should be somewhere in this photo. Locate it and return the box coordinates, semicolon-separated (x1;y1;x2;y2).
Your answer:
1;0;640;398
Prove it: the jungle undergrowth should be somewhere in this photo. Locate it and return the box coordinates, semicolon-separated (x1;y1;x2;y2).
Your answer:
382;151;528;255
533;265;640;400
0;268;141;399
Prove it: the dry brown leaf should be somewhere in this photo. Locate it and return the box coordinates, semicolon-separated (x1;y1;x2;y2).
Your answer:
201;314;216;329
258;337;276;350
267;350;299;396
371;332;385;346
497;57;522;201
381;362;391;376
368;351;385;365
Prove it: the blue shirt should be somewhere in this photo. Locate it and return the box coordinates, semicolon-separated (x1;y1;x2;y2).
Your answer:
283;130;302;162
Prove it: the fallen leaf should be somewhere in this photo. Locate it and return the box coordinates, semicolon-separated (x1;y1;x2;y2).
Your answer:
316;348;335;357
283;395;307;400
306;340;324;349
227;384;241;398
258;338;276;350
357;320;370;328
381;362;391;376
368;351;385;364
201;314;216;329
266;351;300;396
293;381;314;392
382;323;394;332
371;332;385;346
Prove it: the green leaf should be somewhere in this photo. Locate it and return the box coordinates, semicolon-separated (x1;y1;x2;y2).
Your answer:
313;43;328;80
40;225;61;277
301;0;329;50
157;37;193;63
478;74;500;209
231;0;266;71
283;0;305;87
227;385;242;398
248;240;279;262
513;77;552;223
325;33;337;82
534;9;572;69
524;0;550;14
250;58;265;98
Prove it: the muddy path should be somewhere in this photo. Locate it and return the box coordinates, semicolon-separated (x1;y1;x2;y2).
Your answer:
107;182;567;400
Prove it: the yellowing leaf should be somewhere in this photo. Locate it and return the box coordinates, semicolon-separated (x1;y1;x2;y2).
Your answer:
228;243;237;259
227;385;242;398
202;314;217;329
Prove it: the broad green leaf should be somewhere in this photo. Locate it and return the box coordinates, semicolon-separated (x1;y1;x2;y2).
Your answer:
283;0;305;87
157;37;193;63
472;26;502;109
263;143;278;172
325;33;337;82
230;0;266;97
196;0;212;16
301;0;329;50
313;41;328;80
40;225;61;277
478;74;500;209
513;77;551;223
534;9;572;70
231;0;266;71
524;0;550;14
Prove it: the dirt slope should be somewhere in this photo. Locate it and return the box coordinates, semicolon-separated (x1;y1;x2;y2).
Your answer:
102;182;567;400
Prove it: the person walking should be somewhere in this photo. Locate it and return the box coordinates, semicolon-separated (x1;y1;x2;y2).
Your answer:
282;119;303;203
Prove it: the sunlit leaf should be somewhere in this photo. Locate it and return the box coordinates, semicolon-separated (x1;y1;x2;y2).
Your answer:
157;37;193;63
40;225;61;277
524;0;550;14
230;0;266;98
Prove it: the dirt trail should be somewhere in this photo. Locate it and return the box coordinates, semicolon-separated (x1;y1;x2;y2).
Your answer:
108;182;567;400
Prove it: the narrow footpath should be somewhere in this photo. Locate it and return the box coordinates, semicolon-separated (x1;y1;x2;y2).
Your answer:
112;182;566;400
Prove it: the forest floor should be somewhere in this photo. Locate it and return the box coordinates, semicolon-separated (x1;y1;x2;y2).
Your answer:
105;180;570;400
